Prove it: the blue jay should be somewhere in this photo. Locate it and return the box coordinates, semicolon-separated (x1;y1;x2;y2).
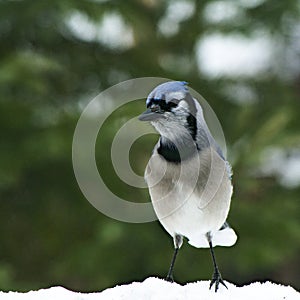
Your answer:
139;81;237;292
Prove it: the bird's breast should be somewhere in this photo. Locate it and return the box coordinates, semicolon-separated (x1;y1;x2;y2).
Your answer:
145;147;233;239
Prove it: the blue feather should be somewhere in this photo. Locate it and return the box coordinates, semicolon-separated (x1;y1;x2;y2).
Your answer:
146;81;188;106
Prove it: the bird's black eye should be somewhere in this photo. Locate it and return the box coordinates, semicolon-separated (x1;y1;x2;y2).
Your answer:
147;98;179;112
146;98;156;108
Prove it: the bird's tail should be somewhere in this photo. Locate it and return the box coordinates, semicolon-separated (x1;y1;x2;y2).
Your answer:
188;222;237;248
212;222;237;247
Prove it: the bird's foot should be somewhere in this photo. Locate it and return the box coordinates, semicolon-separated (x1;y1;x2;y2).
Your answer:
165;274;174;283
209;269;227;292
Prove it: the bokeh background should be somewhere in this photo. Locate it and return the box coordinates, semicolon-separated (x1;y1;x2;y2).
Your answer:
0;0;299;292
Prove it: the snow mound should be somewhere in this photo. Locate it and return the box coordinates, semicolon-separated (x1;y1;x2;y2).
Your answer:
0;277;299;300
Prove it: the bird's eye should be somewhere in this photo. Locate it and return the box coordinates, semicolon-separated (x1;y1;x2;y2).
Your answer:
147;98;158;108
146;98;179;112
150;104;160;112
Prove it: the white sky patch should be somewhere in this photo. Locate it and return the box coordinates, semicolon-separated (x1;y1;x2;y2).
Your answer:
66;11;98;42
203;1;242;24
158;0;195;36
77;93;115;119
259;147;300;188
196;32;273;78
98;13;134;49
66;11;134;50
279;20;300;80
238;0;266;8
222;83;257;105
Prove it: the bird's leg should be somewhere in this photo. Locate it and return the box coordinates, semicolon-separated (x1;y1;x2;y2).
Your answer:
207;233;227;292
165;247;179;282
165;234;182;282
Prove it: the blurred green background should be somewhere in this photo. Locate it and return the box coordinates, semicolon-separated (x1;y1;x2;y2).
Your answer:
0;0;299;293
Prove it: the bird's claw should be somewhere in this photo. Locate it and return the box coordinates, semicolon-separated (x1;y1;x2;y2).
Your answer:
165;274;174;283
209;270;227;292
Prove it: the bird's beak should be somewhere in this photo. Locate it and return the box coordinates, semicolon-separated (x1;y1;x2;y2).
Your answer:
138;109;162;121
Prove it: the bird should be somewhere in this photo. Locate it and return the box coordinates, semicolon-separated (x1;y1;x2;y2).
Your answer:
138;81;237;292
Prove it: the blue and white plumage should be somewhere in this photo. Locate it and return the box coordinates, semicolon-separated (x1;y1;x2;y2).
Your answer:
139;81;237;292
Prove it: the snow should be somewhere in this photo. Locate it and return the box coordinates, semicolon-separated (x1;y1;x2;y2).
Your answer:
0;277;299;300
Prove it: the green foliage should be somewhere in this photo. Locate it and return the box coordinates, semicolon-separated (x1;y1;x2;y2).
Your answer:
0;0;299;292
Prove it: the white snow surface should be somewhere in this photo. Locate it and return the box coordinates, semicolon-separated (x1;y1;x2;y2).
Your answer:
0;277;299;300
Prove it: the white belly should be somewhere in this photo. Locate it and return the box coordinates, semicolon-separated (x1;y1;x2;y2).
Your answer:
146;147;233;248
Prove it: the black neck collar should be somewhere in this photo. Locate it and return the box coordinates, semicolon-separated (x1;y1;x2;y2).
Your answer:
157;138;197;163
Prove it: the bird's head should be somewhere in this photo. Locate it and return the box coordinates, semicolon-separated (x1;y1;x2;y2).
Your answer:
139;81;198;142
